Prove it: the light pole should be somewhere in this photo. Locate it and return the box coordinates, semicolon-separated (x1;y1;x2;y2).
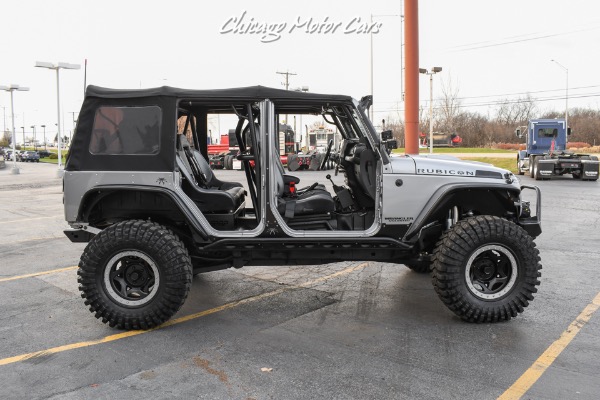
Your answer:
551;59;569;131
0;84;29;174
20;127;25;148
35;61;81;176
419;67;442;154
30;125;36;150
41;124;46;150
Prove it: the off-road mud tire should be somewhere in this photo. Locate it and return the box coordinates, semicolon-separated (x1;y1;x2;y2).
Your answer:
78;220;193;329
431;216;541;323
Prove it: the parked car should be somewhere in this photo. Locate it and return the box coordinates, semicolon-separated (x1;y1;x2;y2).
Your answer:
37;150;51;158
20;151;40;162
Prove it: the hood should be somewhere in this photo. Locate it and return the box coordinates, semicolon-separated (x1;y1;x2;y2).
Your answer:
389;154;512;180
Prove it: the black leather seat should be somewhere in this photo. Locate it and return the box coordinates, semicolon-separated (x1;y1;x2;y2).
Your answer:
176;135;245;213
192;148;244;191
273;144;335;219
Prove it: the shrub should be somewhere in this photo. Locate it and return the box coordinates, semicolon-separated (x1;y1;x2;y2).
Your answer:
566;142;591;149
493;143;523;150
49;153;58;159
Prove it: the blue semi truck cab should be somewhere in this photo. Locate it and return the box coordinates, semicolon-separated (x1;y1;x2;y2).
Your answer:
516;119;599;181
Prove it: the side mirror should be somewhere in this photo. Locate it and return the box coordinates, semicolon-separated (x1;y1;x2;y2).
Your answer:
567;127;571;136
515;128;523;139
386;140;398;150
381;130;393;141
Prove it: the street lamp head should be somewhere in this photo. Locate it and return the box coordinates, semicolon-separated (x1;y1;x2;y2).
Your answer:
419;68;427;74
35;61;56;69
36;61;81;70
432;67;443;73
58;62;81;70
0;85;29;91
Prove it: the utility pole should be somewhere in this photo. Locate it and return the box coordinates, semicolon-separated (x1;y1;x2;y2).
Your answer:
276;70;297;91
276;70;297;125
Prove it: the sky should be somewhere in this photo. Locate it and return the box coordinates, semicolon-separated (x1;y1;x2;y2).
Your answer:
1;0;599;142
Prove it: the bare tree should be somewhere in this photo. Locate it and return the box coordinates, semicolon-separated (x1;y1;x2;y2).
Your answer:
1;131;11;147
496;94;537;126
437;75;462;134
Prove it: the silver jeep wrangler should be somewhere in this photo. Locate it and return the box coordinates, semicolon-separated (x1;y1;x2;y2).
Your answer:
64;85;542;329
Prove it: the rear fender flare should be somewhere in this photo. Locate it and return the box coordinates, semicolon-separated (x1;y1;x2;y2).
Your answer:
76;185;208;240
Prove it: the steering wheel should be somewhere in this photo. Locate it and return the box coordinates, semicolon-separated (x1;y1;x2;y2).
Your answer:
318;139;334;171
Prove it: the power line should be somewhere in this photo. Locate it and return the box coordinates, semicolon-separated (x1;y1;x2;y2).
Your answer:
374;84;600;105
446;24;600;52
374;92;600;114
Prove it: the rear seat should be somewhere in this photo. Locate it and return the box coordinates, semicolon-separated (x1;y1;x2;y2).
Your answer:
176;135;245;213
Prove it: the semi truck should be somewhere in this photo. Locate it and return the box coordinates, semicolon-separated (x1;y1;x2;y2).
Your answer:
516;119;599;181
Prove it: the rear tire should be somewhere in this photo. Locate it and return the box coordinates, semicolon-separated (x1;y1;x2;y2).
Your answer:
78;220;193;329
431;216;541;323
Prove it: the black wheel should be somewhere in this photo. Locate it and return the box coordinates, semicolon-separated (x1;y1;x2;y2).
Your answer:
287;154;299;172
223;155;231;170
78;220;193;329
431;216;541;323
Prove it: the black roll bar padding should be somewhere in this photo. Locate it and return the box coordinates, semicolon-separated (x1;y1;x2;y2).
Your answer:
182;112;190;133
243;103;260;220
234;117;246;152
189;113;200;150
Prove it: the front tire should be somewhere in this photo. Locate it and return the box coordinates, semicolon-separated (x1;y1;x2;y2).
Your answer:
533;158;542;180
516;157;524;175
78;220;193;329
431;216;541;323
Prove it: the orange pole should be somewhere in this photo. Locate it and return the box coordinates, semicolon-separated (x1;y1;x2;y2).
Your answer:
404;0;419;155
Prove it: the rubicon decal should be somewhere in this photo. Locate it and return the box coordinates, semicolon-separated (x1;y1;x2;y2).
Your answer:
417;169;475;176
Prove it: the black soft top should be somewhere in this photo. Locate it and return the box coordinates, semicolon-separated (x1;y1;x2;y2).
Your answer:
85;85;354;102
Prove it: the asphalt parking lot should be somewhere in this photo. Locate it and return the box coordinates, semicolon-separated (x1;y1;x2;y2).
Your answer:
0;161;599;399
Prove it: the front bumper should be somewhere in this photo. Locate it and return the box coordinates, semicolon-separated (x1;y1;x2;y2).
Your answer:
518;185;542;238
